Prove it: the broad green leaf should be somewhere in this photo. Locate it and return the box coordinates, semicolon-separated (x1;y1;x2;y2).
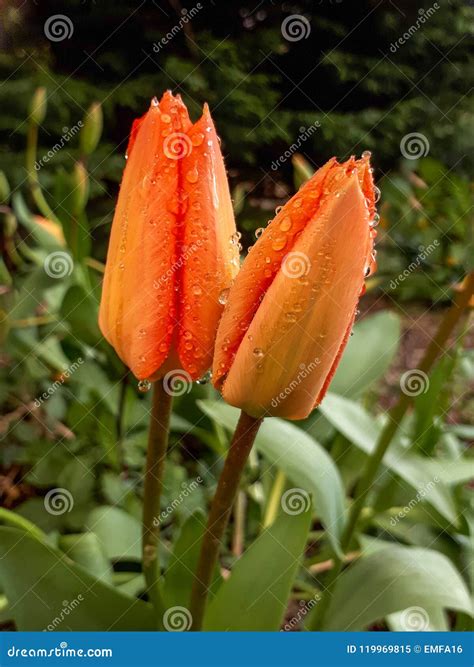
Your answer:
331;311;401;397
59;532;112;583
319;393;459;525
204;509;311;630
86;506;142;561
323;545;472;630
0;527;154;630
162;511;221;609
199;400;345;555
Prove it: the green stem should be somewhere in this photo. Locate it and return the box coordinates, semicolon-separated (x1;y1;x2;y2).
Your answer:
262;468;286;528
311;272;474;630
142;380;173;626
26;122;60;224
189;410;263;630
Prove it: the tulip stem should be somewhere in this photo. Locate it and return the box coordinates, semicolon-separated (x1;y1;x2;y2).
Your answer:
310;272;474;631
142;379;173;626
189;410;263;630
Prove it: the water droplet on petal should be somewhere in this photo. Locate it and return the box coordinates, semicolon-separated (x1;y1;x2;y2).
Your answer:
192;284;202;296
253;347;264;358
186;168;199;183
374;186;381;203
161;113;171;123
271;236;287;251
362;150;372;159
192;133;205;146
138;379;152;393
370;213;380;227
218;288;230;305
279;216;292;232
255;227;264;239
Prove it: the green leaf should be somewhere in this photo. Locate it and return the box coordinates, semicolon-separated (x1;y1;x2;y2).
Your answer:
0;527;154;630
331;311;401;397
323;545;472;630
85;506;142;561
203;509;311;630
59;532;113;583
319;393;459;525
199;400;345;555
162;511;221;609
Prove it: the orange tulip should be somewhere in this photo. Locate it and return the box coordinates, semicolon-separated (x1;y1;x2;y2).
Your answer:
212;154;378;420
99;91;239;381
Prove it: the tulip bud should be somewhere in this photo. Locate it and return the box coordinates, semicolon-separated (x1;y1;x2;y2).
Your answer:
80;102;103;156
0;171;10;204
213;155;378;420
30;87;47;125
99;92;239;381
72;161;89;212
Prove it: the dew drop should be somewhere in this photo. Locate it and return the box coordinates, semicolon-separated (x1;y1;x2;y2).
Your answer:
161;113;171;123
192;133;205;146
255;227;264;239
192;284;202;296
186;168;199;183
151;96;159;107
218;288;230;305
374;186;381;203
271;236;287;251
275;205;283;214
196;370;212;385
138;379;152;393
279;216;292;232
370;213;380;227
253;347;264;358
138;328;146;338
285;312;297;323
362;150;372;160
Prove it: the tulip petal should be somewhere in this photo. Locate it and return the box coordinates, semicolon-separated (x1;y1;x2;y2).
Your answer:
213;158;338;386
221;173;372;419
99;94;189;379
178;104;239;378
